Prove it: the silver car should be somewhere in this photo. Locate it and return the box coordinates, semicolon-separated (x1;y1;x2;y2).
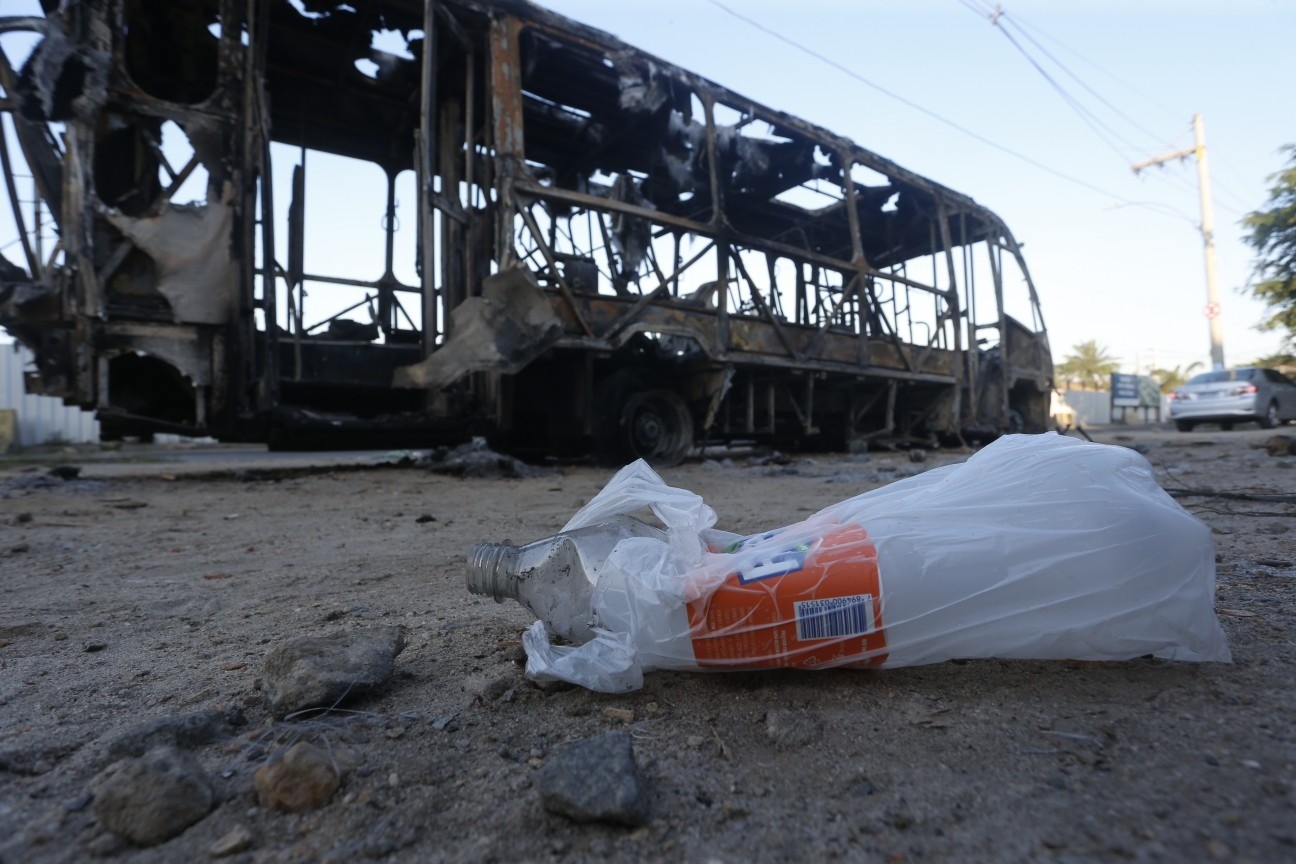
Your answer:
1169;367;1296;431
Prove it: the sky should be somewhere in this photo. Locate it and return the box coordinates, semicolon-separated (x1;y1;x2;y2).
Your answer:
2;0;1294;376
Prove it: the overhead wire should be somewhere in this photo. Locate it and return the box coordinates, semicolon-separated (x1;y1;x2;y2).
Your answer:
962;3;1246;222
699;0;1184;221
992;21;1143;162
1004;6;1185;125
986;4;1255;216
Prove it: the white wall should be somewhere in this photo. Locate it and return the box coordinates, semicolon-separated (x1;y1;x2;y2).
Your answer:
1053;388;1172;427
0;343;100;445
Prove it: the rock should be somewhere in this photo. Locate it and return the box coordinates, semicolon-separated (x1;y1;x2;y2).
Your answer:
93;746;214;846
84;641;107;653
765;708;823;750
262;626;405;717
209;824;254;857
908;448;928;463
48;465;82;480
253;741;341;812
101;709;241;766
1265;435;1296;457
537;731;648;827
479;676;513;701
0;740;81;775
415;514;436;524
10;543;29;554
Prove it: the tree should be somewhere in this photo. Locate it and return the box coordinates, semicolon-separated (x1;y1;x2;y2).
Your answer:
1251;351;1296;373
1149;362;1202;393
1243;145;1296;347
1055;340;1120;390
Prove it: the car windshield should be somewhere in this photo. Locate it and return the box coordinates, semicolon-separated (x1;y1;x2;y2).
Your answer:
1187;369;1255;385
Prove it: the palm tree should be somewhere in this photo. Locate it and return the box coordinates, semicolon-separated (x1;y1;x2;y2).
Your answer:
1149;362;1203;393
1055;340;1120;390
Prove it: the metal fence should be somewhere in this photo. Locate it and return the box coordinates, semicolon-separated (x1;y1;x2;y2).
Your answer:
1;342;100;446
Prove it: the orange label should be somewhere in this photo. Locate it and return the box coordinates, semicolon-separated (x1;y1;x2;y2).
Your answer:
687;523;887;669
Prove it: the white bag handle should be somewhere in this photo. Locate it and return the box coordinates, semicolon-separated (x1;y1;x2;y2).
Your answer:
562;459;716;563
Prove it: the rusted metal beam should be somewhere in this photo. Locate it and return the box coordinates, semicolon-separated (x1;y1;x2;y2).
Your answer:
599;239;715;340
728;250;800;361
0;113;39;278
517;203;594;337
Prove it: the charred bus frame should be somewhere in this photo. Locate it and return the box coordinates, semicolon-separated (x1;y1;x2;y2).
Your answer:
0;0;1052;461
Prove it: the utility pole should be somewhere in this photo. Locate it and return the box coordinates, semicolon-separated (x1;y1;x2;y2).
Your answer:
1131;114;1225;370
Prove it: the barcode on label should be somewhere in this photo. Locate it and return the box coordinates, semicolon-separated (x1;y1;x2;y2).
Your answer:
793;594;875;641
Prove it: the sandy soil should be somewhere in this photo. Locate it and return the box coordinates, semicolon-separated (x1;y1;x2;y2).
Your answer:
0;426;1293;863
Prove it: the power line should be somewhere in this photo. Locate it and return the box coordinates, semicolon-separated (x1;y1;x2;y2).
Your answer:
996;15;1168;151
988;4;1256;216
992;21;1141;163
1003;6;1186;125
700;0;1155;211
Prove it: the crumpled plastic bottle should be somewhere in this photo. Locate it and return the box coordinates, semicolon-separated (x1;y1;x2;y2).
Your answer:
466;433;1232;693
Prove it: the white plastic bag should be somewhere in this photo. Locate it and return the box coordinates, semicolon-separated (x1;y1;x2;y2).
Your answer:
523;433;1231;692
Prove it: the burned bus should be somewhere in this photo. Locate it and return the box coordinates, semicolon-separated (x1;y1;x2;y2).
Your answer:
0;0;1052;462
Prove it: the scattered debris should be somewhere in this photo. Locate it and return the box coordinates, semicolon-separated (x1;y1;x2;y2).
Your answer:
93;746;215;846
537;731;648;827
253;741;342;813
419;438;557;480
262;626;405;717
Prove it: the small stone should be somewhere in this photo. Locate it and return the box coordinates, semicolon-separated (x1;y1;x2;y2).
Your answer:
908;448;928;463
601;707;635;724
93;746;215;846
261;626;405;717
415;514;436;524
66;793;94;812
10;543;29;554
537;731;648;827
87;831;129;857
1265;435;1296;457
84;641;108;653
480;677;512;701
101;710;240;765
14;512;32;524
49;465;82;480
765;708;823;750
209;824;254;857
253;741;341;812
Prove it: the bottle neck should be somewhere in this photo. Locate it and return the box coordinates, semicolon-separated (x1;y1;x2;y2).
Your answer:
466;542;522;601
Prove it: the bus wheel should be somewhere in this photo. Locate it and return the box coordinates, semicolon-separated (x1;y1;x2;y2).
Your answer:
618;389;693;466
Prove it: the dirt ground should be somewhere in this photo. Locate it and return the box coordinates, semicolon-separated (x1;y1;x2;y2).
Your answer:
1;425;1293;864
